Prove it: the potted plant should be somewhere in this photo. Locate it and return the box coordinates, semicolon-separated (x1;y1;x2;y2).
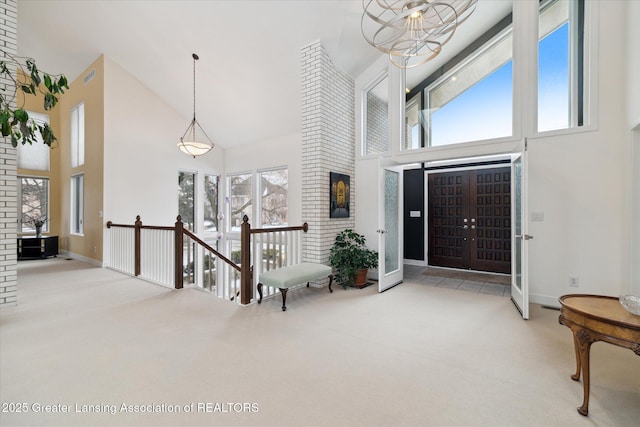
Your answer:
328;229;378;289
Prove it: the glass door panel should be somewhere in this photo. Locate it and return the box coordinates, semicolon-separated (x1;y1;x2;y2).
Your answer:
379;166;403;291
511;151;529;319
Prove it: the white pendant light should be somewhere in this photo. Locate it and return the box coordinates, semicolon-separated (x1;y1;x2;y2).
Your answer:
178;53;214;157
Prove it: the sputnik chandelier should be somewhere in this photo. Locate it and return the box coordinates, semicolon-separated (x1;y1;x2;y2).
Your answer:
178;53;214;158
361;0;478;69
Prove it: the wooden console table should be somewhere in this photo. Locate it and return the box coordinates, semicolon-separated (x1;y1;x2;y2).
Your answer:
17;236;59;260
558;294;640;416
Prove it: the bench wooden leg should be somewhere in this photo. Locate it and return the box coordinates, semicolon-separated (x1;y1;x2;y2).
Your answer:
257;283;263;304
328;274;333;293
279;288;288;311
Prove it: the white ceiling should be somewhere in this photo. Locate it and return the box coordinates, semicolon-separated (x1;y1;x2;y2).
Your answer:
17;0;510;149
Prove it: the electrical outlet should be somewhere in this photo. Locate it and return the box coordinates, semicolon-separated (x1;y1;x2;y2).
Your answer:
570;276;579;287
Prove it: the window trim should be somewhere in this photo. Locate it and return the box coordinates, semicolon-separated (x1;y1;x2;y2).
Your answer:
17;175;50;234
70;102;85;168
178;170;197;232
70;173;84;236
226;171;253;233
361;71;389;158
203;173;219;233
257;166;289;228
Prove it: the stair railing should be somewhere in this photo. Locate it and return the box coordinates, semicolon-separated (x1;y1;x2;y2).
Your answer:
106;215;309;305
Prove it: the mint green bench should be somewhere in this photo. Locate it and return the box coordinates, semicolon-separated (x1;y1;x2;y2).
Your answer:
257;263;333;311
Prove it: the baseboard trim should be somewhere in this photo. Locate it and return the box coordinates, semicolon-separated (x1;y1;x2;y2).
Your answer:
530;293;560;309
59;250;103;267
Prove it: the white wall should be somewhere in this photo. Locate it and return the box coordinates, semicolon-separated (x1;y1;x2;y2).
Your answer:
102;56;225;264
528;2;629;304
626;1;640;296
224;132;302;226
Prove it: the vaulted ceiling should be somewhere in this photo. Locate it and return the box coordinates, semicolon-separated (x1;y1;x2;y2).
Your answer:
17;1;510;149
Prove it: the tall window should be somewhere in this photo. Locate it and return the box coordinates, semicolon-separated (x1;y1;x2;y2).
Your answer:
259;168;288;227
18;177;49;233
427;29;513;146
364;75;389;156
178;171;195;230
203;174;219;232
70;103;85;168
17;111;50;171
71;174;84;235
404;93;422;150
228;173;252;231
538;0;584;132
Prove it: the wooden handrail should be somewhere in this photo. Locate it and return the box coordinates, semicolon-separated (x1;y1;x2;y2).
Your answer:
107;221;172;231
106;221;135;229
250;222;308;234
183;228;241;272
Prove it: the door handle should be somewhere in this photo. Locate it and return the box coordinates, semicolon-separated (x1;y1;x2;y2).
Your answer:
515;234;534;240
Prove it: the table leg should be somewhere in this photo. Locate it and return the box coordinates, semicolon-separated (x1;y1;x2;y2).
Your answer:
257;283;263;304
576;328;594;416
571;332;581;381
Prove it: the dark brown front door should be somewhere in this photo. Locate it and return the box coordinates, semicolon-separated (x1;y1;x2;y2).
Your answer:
428;167;511;274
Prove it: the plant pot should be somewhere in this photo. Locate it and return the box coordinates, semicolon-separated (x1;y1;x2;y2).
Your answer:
355;268;368;288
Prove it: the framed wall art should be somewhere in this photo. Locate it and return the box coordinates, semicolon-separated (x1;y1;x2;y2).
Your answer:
330;172;350;218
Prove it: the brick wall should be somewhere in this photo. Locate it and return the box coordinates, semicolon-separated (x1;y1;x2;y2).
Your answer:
0;0;18;307
301;41;355;264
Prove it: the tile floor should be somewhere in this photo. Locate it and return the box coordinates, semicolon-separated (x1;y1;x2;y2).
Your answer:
403;264;512;297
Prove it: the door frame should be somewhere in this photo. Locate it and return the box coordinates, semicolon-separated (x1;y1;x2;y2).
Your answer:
423;160;513;271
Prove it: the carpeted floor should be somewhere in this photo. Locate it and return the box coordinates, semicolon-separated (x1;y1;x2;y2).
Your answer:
423;266;512;285
1;258;638;427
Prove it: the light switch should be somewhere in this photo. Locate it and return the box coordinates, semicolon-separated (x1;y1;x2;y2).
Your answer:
531;211;544;221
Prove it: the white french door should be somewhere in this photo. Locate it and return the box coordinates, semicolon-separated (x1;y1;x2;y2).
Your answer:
511;149;530;319
378;165;404;292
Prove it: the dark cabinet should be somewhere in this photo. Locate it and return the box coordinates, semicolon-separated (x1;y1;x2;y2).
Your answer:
17;236;59;260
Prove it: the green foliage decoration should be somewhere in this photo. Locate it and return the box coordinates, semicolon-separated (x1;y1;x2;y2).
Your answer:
1;49;68;147
328;229;378;289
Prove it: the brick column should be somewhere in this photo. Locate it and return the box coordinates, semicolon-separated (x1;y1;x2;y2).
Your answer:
0;0;18;307
301;41;355;264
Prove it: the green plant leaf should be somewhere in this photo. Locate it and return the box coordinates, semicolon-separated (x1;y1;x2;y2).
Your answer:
39;123;56;146
58;75;68;92
44;74;52;91
44;93;57;110
14;109;28;122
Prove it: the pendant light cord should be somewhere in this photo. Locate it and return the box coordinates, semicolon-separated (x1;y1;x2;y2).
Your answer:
192;53;199;120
